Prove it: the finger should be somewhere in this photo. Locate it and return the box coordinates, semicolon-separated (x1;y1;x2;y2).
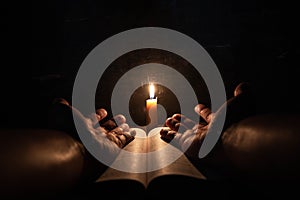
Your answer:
96;108;108;121
160;127;171;139
123;131;135;142
110;127;123;135
129;129;136;137
234;82;252;97
160;129;177;143
90;108;107;128
106;132;122;148
165;117;180;131
194;104;212;123
109;128;135;148
101;114;127;130
172;113;182;121
107;128;125;148
100;119;118;131
116;134;127;146
52;98;70;106
113;114;127;125
119;123;130;132
160;127;170;137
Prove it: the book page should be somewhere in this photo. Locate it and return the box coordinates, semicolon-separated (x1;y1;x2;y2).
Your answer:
95;135;148;188
95;126;206;189
145;127;206;186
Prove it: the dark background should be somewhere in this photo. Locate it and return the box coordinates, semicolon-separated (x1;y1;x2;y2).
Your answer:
3;0;300;128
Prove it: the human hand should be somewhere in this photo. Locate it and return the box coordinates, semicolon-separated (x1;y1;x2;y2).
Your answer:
160;82;255;154
88;108;136;148
48;98;136;149
159;104;211;150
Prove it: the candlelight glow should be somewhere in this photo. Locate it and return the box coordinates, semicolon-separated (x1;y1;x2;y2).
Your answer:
149;84;155;99
146;83;158;129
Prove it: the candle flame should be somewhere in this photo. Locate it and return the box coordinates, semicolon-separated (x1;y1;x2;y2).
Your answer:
149;84;155;99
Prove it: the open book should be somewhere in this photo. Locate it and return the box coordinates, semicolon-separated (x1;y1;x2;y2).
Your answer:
93;127;207;199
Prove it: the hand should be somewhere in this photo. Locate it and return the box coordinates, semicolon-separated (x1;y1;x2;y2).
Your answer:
159;104;211;151
160;82;255;155
48;98;136;149
88;108;136;148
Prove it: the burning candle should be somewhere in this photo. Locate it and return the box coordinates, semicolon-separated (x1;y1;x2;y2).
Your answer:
146;83;157;128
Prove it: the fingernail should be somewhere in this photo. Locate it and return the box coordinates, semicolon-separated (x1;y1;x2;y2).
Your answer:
195;104;207;114
96;109;107;119
166;117;173;127
194;105;200;114
120;123;129;131
114;115;126;124
130;130;136;137
172;114;181;121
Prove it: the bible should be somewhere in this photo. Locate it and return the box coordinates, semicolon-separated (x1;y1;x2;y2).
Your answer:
92;127;207;199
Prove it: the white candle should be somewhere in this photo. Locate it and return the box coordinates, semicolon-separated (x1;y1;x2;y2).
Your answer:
146;83;157;128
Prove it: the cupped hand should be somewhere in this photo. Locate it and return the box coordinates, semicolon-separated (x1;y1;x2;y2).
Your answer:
160;104;211;150
88;108;136;148
49;98;136;149
160;82;255;154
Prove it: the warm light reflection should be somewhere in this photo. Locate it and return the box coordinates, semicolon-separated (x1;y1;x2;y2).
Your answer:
149;83;155;99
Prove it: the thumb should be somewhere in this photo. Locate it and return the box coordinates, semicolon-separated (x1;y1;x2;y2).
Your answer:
194;104;212;124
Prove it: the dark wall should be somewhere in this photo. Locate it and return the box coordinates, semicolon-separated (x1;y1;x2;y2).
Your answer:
7;0;299;128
